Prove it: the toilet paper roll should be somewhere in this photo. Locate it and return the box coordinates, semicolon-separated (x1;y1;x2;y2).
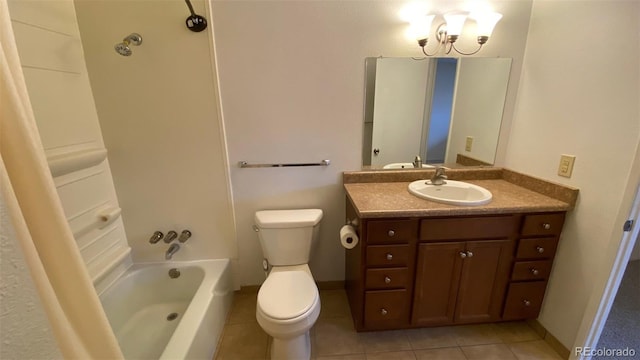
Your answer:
340;225;359;249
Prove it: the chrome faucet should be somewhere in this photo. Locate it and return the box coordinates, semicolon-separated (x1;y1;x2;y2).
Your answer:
429;166;448;185
413;155;422;168
178;230;192;243
149;231;164;244
165;243;180;260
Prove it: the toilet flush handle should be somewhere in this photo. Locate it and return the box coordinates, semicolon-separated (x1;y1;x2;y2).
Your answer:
253;225;260;232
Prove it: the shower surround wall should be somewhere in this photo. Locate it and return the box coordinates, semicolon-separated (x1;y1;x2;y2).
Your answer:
74;0;236;266
7;0;130;282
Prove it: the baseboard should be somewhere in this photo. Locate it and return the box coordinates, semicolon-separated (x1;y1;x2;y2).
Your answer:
238;280;345;294
528;319;571;359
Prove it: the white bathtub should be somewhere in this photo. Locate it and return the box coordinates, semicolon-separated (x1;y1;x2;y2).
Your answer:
99;259;233;359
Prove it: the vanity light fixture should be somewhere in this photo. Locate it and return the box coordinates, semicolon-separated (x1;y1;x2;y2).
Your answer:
411;11;502;56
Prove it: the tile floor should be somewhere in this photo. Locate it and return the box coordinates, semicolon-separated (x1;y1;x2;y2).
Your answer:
214;289;563;360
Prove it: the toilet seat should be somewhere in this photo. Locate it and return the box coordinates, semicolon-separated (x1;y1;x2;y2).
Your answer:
258;269;319;321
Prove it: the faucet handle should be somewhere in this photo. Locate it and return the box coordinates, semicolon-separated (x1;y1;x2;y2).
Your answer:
149;231;164;244
164;230;178;243
178;230;192;243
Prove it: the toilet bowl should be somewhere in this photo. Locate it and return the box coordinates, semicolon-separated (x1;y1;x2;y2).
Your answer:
256;265;320;360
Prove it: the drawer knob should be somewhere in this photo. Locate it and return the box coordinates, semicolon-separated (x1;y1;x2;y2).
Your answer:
387;230;395;237
386;253;393;261
542;223;551;230
380;308;388;316
384;276;391;284
459;251;467;259
466;250;474;258
523;299;532;307
530;268;540;276
536;246;545;254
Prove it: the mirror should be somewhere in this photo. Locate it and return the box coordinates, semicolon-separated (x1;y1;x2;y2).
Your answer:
362;57;512;169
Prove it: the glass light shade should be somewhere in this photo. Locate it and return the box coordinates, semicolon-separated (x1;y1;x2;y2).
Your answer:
472;12;502;37
443;13;467;36
411;14;435;40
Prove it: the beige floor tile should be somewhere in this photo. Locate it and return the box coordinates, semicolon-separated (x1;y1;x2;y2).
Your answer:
508;340;562;360
360;329;412;353
414;347;467;360
227;292;258;324
406;326;458;350
365;350;417;360
319;289;352;319
453;324;504;346
216;322;268;360
492;322;541;343
314;316;366;357
461;343;517;360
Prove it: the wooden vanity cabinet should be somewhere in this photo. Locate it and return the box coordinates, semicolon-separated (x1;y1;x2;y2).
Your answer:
344;199;566;331
412;216;518;327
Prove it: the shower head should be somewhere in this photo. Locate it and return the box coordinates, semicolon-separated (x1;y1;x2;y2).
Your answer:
114;33;142;56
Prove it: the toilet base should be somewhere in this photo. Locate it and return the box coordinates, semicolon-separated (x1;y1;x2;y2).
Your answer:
270;332;311;360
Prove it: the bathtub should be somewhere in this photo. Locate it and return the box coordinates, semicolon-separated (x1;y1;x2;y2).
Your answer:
98;259;233;359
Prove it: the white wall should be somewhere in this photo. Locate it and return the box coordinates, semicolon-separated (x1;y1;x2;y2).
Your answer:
74;0;236;264
212;0;533;285
8;0;130;282
446;57;511;164
0;195;61;359
505;0;640;349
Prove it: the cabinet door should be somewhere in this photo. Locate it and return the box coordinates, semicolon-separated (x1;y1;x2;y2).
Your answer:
454;239;513;323
412;242;465;326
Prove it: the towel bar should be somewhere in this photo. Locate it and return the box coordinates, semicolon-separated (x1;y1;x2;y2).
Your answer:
238;160;330;168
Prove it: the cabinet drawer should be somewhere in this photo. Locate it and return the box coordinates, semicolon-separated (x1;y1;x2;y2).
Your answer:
521;213;565;236
367;220;418;244
511;260;552;281
420;216;518;241
366;245;409;267
516;238;558;259
364;289;408;326
365;268;409;289
503;282;547;320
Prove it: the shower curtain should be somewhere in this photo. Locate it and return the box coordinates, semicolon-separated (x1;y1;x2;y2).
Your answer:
0;1;123;358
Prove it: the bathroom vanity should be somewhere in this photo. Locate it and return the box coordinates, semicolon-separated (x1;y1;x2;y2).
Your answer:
343;168;577;332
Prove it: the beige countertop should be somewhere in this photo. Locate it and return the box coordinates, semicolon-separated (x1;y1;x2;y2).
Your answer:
344;179;572;218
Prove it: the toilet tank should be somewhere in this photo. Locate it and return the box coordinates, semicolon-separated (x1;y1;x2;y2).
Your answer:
254;209;323;266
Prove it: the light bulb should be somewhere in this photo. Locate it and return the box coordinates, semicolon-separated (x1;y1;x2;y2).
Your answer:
410;14;435;41
443;13;467;36
472;11;502;37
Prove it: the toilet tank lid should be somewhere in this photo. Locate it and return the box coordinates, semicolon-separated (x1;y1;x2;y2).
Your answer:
255;209;323;229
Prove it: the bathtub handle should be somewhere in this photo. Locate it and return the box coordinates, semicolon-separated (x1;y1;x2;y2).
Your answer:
164;230;178;243
179;230;192;243
149;231;164;244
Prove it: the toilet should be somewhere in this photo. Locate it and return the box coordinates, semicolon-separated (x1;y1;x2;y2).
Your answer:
254;209;323;360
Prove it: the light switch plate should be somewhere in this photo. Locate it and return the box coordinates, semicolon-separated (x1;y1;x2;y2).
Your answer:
558;154;576;178
465;136;473;152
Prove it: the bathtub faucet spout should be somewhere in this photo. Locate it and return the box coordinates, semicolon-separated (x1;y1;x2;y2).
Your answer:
165;243;180;260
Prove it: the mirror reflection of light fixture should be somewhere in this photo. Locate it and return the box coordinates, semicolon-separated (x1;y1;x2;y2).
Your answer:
412;11;502;56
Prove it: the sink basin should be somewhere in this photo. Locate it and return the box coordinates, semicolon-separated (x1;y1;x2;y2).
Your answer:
408;180;492;206
383;163;435;169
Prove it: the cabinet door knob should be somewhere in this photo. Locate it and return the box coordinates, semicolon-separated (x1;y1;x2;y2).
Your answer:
459;251;467;259
386;253;393;260
384;276;391;284
530;268;540;276
466;250;474;258
523;299;532;307
542;223;551;230
380;308;388;316
536;246;545;254
387;230;395;237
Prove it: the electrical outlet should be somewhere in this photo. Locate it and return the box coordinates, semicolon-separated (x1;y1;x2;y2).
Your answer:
558;154;576;178
465;136;473;152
